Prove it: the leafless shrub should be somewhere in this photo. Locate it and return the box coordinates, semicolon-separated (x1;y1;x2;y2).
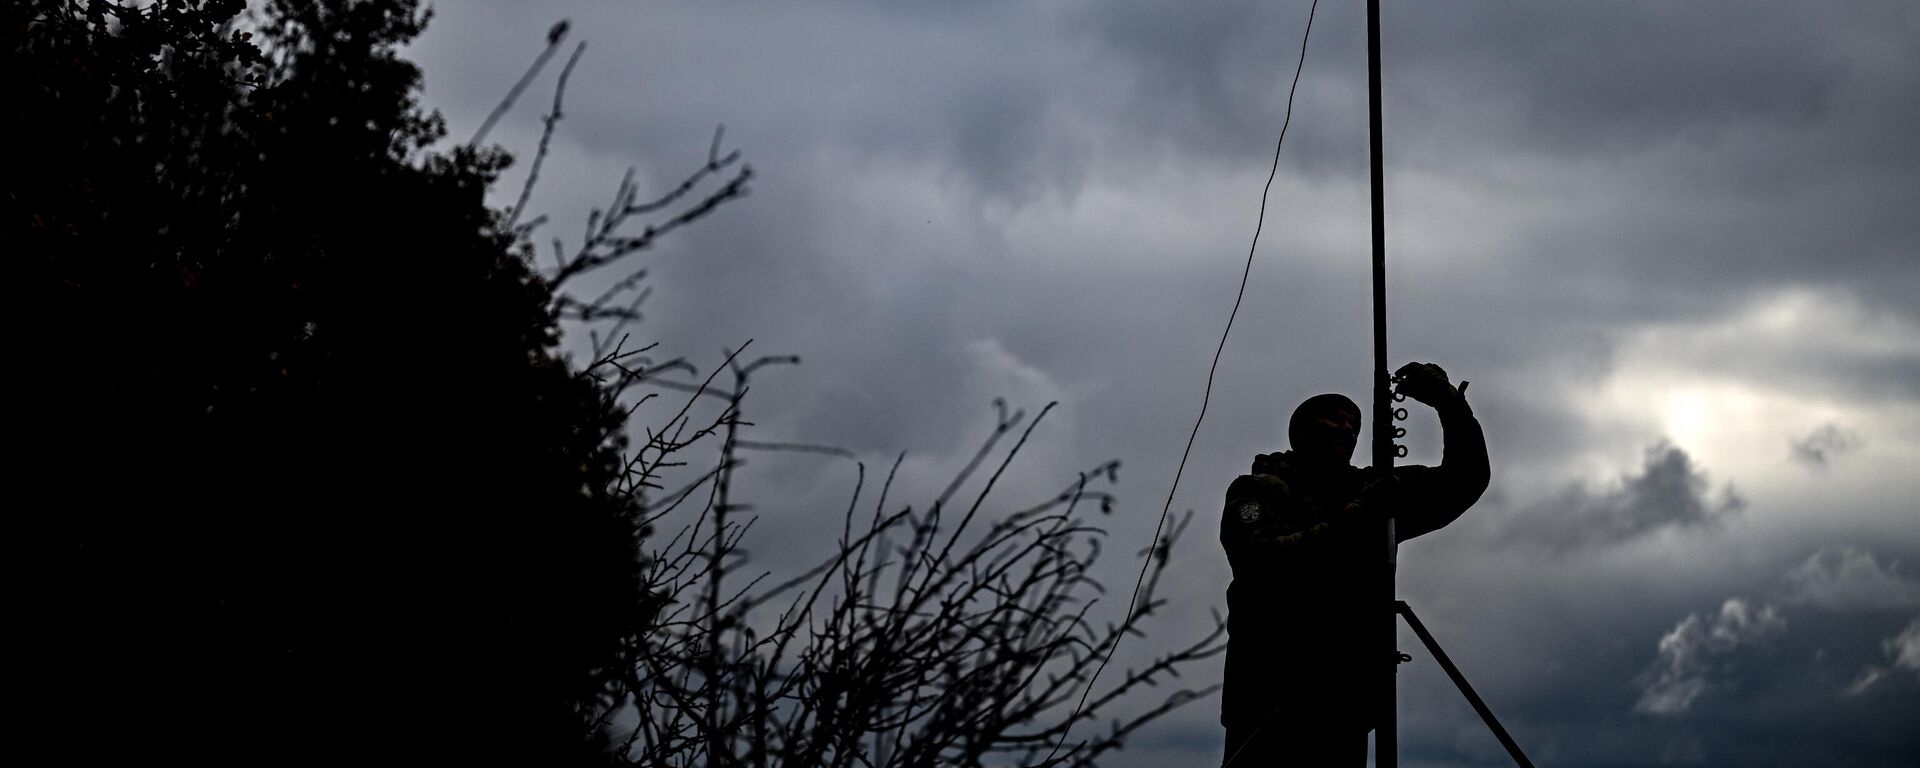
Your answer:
503;23;1225;766
596;364;1226;767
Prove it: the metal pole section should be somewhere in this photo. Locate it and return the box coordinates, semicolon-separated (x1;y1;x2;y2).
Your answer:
1397;602;1539;768
1366;1;1398;766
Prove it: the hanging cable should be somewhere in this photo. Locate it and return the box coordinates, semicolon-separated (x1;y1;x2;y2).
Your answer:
1044;0;1321;762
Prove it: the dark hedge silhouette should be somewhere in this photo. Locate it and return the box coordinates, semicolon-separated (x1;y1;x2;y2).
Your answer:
9;2;682;763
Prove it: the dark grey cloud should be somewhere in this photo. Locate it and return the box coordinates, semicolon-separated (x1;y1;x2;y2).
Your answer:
1639;606;1920;766
1635;597;1788;715
1847;617;1920;695
1785;546;1920;613
1083;0;1920;325
1505;441;1745;552
1791;424;1866;468
1390;2;1851;157
1384;539;1920;767
1604;546;1920;764
1080;0;1861;160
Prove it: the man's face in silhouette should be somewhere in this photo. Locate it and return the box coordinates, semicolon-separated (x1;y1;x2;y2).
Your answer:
1293;400;1360;467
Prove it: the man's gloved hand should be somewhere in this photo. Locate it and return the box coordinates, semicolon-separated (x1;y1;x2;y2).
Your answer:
1344;473;1402;523
1393;361;1464;409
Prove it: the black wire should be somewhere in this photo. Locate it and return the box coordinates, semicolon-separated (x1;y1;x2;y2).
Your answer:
1045;0;1321;763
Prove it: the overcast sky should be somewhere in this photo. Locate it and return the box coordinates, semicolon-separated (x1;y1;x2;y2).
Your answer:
407;2;1919;765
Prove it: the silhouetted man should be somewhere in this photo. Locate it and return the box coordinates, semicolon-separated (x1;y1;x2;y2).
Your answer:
1219;362;1489;766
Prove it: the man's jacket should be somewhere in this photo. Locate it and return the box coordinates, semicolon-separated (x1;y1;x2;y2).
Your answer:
1219;398;1488;731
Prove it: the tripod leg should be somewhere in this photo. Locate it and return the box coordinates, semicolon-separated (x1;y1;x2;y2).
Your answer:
1396;601;1537;768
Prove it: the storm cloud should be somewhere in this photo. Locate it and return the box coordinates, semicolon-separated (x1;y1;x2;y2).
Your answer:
1790;423;1866;468
1846;618;1920;696
1634;546;1920;716
1505;441;1745;552
1636;598;1787;715
1786;546;1920;612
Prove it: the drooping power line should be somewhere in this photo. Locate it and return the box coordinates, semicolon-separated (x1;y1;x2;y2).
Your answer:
1045;0;1321;762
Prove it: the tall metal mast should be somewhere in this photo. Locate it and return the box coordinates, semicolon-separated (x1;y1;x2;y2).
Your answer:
1366;0;1399;766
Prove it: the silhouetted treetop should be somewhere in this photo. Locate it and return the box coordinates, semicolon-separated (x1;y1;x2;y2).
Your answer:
10;2;647;763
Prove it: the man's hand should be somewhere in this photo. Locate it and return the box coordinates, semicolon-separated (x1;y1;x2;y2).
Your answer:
1344;473;1401;523
1393;361;1463;409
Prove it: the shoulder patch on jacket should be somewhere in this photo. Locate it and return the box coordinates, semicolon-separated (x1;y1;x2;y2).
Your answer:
1235;500;1263;524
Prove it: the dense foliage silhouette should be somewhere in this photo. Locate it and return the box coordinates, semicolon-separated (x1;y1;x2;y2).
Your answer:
11;1;645;762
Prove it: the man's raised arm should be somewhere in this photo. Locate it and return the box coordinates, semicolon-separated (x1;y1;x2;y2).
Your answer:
1389;362;1490;542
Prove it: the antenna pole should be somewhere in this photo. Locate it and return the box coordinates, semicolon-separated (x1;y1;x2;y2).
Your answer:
1366;1;1399;766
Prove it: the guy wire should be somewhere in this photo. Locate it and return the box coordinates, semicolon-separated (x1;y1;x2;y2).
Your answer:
1044;0;1320;762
